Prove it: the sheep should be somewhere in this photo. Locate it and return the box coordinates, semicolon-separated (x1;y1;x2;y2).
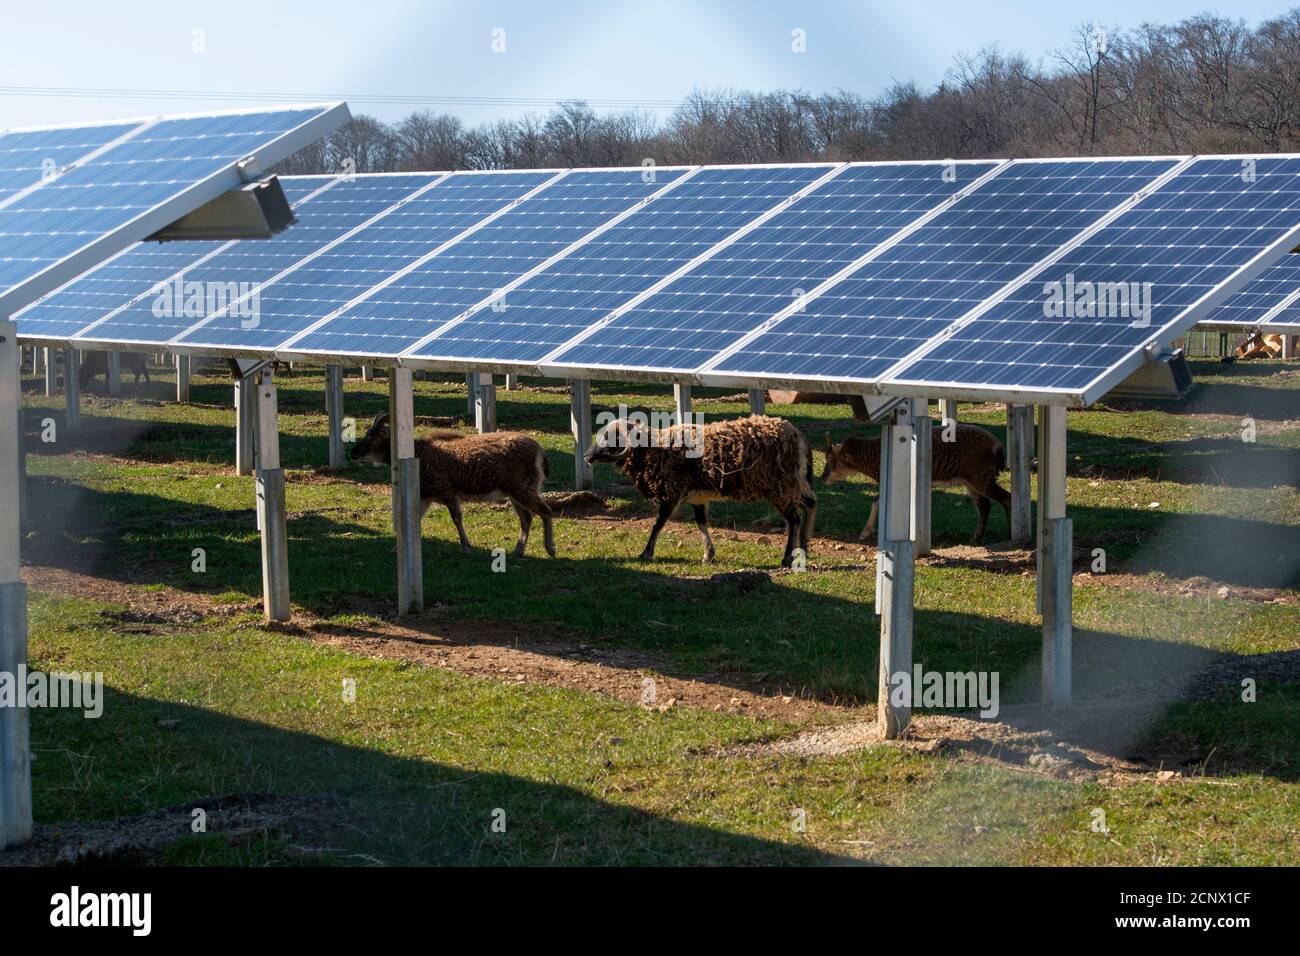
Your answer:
585;414;817;567
78;351;151;392
350;414;556;557
821;423;1010;545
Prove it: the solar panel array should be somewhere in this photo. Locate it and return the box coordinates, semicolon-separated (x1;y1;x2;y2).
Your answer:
0;104;349;315
1199;250;1300;333
16;150;1300;405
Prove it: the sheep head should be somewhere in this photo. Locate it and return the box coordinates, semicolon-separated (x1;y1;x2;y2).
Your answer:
586;418;646;465
350;413;392;465
820;432;850;483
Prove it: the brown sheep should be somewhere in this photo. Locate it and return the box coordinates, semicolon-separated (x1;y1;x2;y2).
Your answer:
585;414;817;567
821;423;1010;545
78;351;150;391
351;414;555;557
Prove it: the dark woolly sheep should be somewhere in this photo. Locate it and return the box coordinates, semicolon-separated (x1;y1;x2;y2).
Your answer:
78;352;151;392
821;423;1010;544
585;415;816;568
351;414;556;557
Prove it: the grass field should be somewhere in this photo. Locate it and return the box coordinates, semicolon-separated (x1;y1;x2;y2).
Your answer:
10;356;1299;865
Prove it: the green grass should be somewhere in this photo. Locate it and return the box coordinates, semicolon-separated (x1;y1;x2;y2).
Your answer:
14;358;1300;865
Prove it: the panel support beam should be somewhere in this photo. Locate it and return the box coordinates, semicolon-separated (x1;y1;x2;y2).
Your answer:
1007;404;1034;545
466;372;479;419
326;364;346;469
876;404;915;740
235;373;256;476
105;351;121;396
44;348;56;397
389;368;423;615
475;376;497;434
360;366;374;382
31;346;43;377
63;349;80;431
175;354;191;403
1036;405;1071;710
504;373;519;391
570;378;593;490
0;318;32;848
940;399;957;426
910;398;932;556
673;384;691;424
747;389;765;416
255;368;290;623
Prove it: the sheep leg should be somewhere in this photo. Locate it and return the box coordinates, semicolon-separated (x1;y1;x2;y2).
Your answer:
859;498;879;541
693;504;715;563
799;493;817;553
511;501;533;557
971;494;991;546
446;498;473;553
531;495;557;558
639;499;677;560
986;480;1012;538
780;508;802;568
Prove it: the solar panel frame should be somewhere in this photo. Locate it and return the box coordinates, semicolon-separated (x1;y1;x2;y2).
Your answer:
693;155;1185;398
1195;252;1300;333
13;175;341;348
395;161;845;376
3;103;350;319
280;164;700;367
882;153;1300;405
538;159;1008;383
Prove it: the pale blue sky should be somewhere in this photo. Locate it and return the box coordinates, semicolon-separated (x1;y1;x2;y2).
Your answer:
0;1;1292;128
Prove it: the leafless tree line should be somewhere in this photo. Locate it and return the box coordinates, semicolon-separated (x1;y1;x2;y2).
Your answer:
275;10;1300;175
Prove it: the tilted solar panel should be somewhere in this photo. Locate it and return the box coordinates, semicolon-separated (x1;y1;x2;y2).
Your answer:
284;167;691;359
707;158;1181;385
404;164;834;367
0;121;139;203
63;174;442;348
1199;251;1300;329
14;177;325;342
546;160;1001;375
891;156;1300;401
174;169;555;351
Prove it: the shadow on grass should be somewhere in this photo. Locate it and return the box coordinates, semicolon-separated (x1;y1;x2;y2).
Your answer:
24;685;849;865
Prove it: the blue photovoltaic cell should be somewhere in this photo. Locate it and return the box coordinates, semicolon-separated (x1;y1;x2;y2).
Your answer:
409;164;832;364
0;122;140;203
715;158;1179;381
1203;252;1300;326
288;168;687;356
552;161;1000;372
177;170;553;350
0;107;328;298
897;156;1300;392
15;177;324;341
69;174;440;346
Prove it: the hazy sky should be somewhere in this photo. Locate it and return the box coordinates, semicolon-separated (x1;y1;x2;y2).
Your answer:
0;1;1292;128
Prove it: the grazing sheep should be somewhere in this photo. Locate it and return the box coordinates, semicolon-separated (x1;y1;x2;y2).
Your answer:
821;424;1010;545
585;415;817;567
351;414;556;557
78;351;150;392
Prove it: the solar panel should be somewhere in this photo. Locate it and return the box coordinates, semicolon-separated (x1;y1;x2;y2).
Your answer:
706;158;1181;385
545;161;1001;375
0;121;138;203
404;164;835;367
61;174;442;348
891;156;1300;402
282;167;691;359
172;169;556;351
14;177;325;342
1;105;348;317
1199;251;1300;329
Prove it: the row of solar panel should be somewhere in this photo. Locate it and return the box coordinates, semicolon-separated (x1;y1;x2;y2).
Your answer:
15;152;1300;403
0;104;348;316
